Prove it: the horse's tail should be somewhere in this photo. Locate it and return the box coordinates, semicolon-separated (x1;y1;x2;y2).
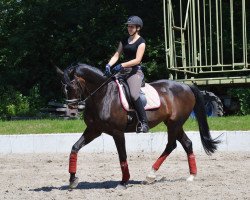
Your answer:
189;85;220;155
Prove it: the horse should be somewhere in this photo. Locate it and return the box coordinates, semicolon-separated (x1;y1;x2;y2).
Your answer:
59;63;220;189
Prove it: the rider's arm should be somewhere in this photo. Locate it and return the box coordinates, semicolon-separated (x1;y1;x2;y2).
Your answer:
121;43;145;68
107;42;123;66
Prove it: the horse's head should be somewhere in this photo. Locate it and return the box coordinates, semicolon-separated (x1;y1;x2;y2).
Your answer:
56;63;107;115
54;63;82;117
62;65;84;110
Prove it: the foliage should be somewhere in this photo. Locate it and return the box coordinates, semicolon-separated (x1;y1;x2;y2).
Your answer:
0;0;166;118
228;88;250;115
0;85;44;119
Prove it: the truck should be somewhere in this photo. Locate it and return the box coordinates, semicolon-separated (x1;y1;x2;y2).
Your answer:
163;0;249;116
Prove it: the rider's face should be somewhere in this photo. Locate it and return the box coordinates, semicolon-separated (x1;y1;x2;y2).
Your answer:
127;24;138;35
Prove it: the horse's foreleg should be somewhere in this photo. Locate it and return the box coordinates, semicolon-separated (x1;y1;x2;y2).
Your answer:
177;131;197;181
69;127;101;188
113;133;130;189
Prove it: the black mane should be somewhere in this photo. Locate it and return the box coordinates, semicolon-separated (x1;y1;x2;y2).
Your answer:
76;63;104;77
63;63;105;86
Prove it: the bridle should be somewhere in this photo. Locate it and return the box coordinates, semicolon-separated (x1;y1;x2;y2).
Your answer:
63;72;118;108
62;79;84;108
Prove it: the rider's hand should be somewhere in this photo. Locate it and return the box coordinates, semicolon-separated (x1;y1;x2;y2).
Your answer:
104;64;111;76
112;64;123;73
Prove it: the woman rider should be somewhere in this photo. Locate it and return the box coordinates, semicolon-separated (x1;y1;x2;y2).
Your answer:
104;16;149;133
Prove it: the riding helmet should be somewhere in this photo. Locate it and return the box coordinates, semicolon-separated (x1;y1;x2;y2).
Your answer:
125;16;143;28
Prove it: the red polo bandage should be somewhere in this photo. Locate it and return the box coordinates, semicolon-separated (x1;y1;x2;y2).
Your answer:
69;152;78;174
188;153;197;175
120;161;130;182
152;154;169;171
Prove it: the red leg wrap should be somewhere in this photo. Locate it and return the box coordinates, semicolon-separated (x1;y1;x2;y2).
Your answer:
69;152;78;174
152;154;169;171
120;161;130;182
188;153;197;175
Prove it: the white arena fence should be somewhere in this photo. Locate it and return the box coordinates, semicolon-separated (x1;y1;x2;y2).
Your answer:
0;131;250;154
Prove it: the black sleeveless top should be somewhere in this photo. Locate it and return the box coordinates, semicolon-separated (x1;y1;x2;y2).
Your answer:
121;36;146;62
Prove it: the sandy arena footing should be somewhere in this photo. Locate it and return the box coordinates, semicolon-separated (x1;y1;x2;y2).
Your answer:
0;151;249;200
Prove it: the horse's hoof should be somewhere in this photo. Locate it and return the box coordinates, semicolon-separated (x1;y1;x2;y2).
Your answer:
69;177;79;189
186;174;195;182
116;182;127;190
144;168;157;184
144;174;156;184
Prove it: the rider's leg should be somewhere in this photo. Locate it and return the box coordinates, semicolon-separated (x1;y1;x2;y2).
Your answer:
126;71;149;133
133;97;149;133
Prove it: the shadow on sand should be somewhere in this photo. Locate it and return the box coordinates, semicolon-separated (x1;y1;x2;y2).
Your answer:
29;177;188;192
29;180;142;191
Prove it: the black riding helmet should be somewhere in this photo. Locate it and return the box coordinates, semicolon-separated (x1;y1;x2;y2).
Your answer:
125;16;143;29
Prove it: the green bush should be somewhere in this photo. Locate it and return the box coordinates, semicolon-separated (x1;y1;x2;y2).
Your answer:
28;84;44;112
0;85;44;119
228;88;250;115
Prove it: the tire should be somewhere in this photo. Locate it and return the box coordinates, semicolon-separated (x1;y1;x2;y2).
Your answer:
200;91;224;117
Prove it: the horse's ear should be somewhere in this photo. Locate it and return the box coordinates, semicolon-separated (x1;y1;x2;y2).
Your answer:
50;60;64;78
55;66;64;77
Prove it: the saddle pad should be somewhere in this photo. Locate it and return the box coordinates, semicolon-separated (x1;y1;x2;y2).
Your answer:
115;79;161;111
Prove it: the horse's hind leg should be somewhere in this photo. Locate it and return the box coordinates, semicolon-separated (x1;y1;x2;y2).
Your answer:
113;133;130;189
69;127;101;189
146;130;177;183
177;129;197;181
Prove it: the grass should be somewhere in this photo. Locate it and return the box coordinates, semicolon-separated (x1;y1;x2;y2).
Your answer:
0;115;249;135
151;115;250;132
0;119;86;135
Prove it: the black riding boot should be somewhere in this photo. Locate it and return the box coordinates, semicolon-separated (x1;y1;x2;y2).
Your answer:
133;98;149;133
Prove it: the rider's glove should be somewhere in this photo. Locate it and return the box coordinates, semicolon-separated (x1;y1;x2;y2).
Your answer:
104;64;111;76
112;64;123;73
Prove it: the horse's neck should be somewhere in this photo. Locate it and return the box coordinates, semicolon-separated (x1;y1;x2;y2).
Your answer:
84;81;116;119
76;64;117;100
84;74;108;95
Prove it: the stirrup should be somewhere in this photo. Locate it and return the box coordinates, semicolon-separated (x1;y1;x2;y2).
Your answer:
136;122;149;133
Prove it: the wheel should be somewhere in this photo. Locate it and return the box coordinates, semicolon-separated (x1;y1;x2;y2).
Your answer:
200;91;224;117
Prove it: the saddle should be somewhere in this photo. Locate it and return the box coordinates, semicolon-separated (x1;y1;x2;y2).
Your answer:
115;78;161;111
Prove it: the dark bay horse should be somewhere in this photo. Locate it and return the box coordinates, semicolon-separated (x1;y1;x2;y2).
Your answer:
61;63;220;189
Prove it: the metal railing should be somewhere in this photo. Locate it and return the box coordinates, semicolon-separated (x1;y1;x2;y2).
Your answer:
163;0;249;84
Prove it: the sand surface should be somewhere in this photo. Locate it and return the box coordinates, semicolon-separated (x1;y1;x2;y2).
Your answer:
1;151;249;200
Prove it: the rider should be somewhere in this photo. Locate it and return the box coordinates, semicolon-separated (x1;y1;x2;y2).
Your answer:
104;16;149;133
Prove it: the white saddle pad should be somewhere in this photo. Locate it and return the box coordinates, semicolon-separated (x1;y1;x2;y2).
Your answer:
115;79;161;111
